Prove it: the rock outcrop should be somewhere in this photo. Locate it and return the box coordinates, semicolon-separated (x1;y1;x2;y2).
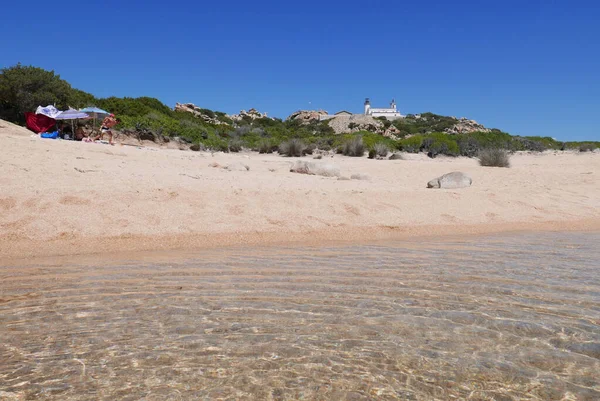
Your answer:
445;118;491;135
174;103;227;125
229;108;270;122
327;115;384;135
287;110;329;124
382;125;402;140
427;172;472;189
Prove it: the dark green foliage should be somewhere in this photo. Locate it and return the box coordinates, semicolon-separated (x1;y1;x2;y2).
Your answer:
2;63;596;159
199;108;215;118
422;133;460;158
478;148;511;167
342;136;365;157
214;111;234;125
189;143;205;152
233;126;251;137
391;112;457;137
371;143;389;158
0;64;73;123
228;138;243;152
457;135;481;157
257;139;275;154
303;143;317;156
399;135;424;153
368;149;377;159
279;138;306;157
579;143;597;152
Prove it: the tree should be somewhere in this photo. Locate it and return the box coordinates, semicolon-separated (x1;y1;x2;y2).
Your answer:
0;64;73;124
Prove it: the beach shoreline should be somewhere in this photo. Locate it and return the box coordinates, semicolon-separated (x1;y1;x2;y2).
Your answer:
1;123;599;263
3;220;600;266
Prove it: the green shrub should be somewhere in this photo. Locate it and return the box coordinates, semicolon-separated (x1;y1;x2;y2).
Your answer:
233;126;251;137
520;136;562;151
399;135;423;153
279;138;306;157
478;148;510;167
199;108;215;118
373;143;389;157
257;139;275;154
228;138;244;152
0;64;73;124
342;136;365;157
189;143;206;152
303;143;317;156
579;143;597;152
421;133;459;157
457;135;481;157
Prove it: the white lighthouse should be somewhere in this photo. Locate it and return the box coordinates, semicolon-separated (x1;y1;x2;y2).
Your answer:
364;98;403;119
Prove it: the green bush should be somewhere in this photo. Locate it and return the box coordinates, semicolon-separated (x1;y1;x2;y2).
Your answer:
303;143;317;156
257;139;275;154
5;63;600;161
399;135;423;153
341;136;365;157
0;64;73;124
579;143;597;152
370;143;389;158
478;148;510;167
421;133;459;157
228;138;244;152
279;138;306;157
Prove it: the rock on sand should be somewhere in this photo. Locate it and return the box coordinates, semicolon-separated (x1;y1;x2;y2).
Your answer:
290;161;340;178
427;171;472;189
225;162;250;171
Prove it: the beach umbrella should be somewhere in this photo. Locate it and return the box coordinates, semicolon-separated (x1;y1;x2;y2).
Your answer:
55;109;90;120
55;109;91;139
79;107;110;117
79;107;110;132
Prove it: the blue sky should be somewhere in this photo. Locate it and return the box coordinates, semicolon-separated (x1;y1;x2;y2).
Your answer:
1;0;599;140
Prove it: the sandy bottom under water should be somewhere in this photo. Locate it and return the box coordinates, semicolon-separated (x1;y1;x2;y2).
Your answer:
1;232;599;400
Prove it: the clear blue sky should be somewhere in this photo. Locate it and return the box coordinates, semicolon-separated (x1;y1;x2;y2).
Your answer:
1;0;599;140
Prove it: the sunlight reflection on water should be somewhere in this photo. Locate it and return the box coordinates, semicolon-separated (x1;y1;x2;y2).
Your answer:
1;232;599;400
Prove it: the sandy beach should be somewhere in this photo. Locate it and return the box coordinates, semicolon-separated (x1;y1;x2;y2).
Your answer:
1;121;599;261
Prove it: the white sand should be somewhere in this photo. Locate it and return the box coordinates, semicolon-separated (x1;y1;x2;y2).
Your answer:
1;120;599;260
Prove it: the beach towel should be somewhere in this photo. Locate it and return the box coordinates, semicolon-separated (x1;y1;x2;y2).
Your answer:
25;112;56;133
35;105;61;118
40;131;59;139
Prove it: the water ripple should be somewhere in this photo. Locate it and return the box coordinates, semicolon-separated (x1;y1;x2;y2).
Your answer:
1;232;599;400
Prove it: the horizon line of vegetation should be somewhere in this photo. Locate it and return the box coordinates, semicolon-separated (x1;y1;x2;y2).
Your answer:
1;63;598;156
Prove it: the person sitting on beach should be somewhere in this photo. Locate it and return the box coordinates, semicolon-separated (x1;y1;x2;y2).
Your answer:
92;114;118;145
75;125;87;141
58;122;73;139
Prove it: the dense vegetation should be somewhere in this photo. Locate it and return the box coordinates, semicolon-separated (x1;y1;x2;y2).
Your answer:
1;64;598;156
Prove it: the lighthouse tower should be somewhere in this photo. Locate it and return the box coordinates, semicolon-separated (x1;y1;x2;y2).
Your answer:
390;98;397;111
364;98;371;115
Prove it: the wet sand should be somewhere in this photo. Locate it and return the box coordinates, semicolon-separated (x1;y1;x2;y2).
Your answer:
1;232;599;400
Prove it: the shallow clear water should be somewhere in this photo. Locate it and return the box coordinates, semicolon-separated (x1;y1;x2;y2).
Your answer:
1;232;599;400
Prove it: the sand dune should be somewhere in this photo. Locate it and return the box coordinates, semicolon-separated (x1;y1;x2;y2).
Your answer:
1;122;599;260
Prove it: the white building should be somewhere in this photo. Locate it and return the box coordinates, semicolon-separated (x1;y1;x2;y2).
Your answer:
364;98;403;119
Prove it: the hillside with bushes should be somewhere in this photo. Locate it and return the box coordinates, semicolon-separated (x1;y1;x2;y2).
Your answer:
1;64;598;156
